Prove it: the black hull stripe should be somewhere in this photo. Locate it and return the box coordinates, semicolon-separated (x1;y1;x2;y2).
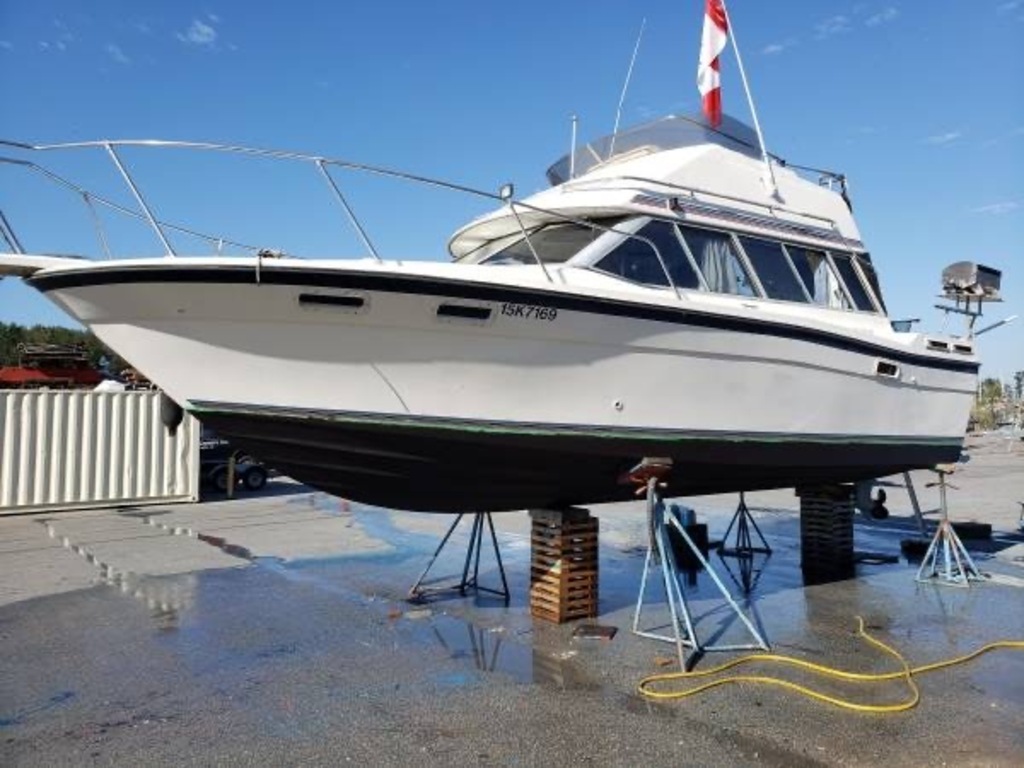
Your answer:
29;265;979;374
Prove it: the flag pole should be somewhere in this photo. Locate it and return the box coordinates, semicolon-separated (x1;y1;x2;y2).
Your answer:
720;0;778;194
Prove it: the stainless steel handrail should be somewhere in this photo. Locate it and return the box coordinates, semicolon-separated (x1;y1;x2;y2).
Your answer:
0;156;261;257
0;138;682;294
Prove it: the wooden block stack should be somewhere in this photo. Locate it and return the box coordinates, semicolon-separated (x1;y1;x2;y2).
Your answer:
796;485;855;582
529;508;599;623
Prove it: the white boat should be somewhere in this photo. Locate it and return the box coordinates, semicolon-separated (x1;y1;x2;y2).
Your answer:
0;114;979;511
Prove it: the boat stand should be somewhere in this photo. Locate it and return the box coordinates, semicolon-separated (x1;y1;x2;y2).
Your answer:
915;469;984;587
719;492;772;558
902;471;929;537
718;548;770;595
628;459;768;670
408;513;510;604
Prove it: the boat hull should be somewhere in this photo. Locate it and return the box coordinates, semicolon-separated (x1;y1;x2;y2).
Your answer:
29;261;977;511
197;405;961;511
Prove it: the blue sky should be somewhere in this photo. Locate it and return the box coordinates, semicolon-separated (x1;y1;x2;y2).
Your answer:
1;1;1022;382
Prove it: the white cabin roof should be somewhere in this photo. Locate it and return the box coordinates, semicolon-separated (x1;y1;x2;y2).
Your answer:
448;114;863;260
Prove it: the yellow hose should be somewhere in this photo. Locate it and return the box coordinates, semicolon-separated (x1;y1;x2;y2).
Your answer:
637;617;1024;713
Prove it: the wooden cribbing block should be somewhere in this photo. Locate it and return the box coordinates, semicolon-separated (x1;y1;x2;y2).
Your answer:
529;508;599;623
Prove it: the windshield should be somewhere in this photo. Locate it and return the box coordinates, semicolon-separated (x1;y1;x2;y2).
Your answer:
481;219;623;265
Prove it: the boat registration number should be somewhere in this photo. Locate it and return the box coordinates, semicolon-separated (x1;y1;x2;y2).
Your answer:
500;303;558;321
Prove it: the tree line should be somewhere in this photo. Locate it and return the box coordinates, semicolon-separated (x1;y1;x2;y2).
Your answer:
0;322;127;371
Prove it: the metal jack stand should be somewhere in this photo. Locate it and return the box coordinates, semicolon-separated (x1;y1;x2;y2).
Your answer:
718;549;769;595
719;492;772;557
916;468;984;587
409;513;510;604
629;459;768;670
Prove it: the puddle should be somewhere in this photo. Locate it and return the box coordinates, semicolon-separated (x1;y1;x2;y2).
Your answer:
420;614;596;690
0;691;75;727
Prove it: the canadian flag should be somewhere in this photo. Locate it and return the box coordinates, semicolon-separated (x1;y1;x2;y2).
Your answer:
697;0;729;128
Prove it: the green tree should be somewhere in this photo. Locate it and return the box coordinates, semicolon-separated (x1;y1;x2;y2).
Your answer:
0;322;127;372
979;377;1003;403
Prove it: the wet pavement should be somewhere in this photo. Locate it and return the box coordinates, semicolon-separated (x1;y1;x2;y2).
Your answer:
1;436;1023;766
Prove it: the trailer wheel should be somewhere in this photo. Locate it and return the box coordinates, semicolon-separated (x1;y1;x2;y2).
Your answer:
243;466;268;491
211;467;230;492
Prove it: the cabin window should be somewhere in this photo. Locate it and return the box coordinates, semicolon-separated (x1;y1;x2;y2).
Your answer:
679;225;757;297
737;236;809;303
481;222;605;265
594;221;701;289
857;254;887;312
829;252;876;312
785;245;851;309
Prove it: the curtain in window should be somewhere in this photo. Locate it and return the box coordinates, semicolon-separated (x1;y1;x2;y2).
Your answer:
699;237;741;294
810;257;846;308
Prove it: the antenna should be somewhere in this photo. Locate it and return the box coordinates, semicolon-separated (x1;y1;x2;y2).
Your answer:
569;114;578;180
608;17;646;159
720;0;778;196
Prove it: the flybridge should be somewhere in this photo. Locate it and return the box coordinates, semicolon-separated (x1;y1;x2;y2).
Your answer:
546;114;764;185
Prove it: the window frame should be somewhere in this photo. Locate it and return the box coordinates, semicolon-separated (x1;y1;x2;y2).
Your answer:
732;234;813;304
825;250;882;314
590;217;708;291
781;243;855;310
847;251;885;314
676;223;762;299
580;216;887;316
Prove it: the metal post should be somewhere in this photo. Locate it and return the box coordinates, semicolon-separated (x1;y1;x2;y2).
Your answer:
0;209;25;253
569;114;578;180
719;0;778;195
903;471;927;537
104;143;177;256
82;193;114;259
316;160;382;262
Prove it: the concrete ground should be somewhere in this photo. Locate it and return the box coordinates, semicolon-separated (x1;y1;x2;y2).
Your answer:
1;435;1022;766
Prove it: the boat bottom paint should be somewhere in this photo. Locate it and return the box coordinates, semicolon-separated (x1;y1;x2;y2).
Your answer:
197;408;960;512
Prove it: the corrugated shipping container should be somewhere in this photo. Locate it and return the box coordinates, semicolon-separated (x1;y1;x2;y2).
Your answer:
0;390;199;514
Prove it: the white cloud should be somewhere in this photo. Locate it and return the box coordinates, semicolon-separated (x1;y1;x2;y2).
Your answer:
106;43;130;65
865;7;899;26
38;41;51;51
815;15;851;38
208;13;221;23
762;37;798;55
0;40;12;50
177;19;217;46
997;1;1022;12
971;201;1019;215
924;131;962;145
